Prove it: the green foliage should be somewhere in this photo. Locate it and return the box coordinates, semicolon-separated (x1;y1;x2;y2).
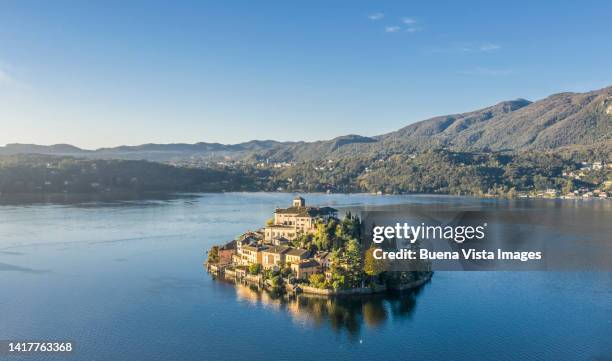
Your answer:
328;250;346;290
326;240;363;290
270;275;282;287
289;216;362;254
263;149;605;197
2;150;609;199
291;233;311;249
248;263;262;275
356;150;588;196
339;215;361;242
0;154;260;194
313;220;334;251
330;273;346;290
308;273;327;289
207;246;220;264
364;246;386;276
562;179;574;194
343;239;363;288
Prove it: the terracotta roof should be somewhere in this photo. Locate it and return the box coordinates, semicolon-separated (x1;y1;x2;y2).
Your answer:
296;259;320;268
220;240;236;250
315;251;332;260
266;224;295;229
261;245;290;255
285;248;310;257
242;244;267;252
238;231;264;242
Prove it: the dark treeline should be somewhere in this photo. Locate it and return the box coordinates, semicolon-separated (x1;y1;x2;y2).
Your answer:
270;149;609;196
0;154;266;194
1;150;609;197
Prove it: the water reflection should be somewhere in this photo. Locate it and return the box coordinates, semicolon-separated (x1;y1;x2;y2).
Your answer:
0;191;200;206
0;262;51;274
224;279;424;339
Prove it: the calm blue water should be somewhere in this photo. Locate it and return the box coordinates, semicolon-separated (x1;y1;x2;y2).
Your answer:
0;193;610;361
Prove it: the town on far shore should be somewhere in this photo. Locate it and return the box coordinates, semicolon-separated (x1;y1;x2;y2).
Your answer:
206;196;431;296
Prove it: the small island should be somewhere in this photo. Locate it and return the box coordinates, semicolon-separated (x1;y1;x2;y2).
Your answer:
206;196;432;296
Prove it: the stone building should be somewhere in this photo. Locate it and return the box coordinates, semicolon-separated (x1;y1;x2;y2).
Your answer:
264;196;337;241
261;246;291;270
291;259;321;280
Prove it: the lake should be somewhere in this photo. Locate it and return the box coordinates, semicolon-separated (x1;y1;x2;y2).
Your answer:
0;193;611;361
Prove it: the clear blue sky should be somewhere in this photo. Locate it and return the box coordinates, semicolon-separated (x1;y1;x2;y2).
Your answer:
1;0;611;149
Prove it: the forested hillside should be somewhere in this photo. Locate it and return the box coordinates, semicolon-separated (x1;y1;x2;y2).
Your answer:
1;150;610;198
0;155;265;194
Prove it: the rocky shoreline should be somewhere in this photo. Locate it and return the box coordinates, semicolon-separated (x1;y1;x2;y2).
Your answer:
207;262;433;297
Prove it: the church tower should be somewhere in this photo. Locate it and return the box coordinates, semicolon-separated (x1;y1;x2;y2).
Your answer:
292;196;305;208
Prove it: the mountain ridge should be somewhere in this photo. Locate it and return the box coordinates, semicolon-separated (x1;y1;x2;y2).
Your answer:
2;85;611;161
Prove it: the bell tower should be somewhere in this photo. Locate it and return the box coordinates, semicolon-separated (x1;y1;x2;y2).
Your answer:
293;196;305;208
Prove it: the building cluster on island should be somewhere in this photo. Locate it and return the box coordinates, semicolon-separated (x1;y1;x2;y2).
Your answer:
206;196;432;295
208;197;338;283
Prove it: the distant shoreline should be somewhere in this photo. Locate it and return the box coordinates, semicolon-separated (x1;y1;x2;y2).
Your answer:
1;190;610;206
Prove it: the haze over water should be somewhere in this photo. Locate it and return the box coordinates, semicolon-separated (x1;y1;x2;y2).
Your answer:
0;193;610;361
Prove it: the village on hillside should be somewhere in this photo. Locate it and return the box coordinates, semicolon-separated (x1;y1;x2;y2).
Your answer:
206;196;431;295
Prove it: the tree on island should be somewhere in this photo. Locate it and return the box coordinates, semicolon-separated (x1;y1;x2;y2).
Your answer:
364;246;386;277
313;220;334;251
324;239;364;290
344;239;363;288
308;273;327;289
207;246;220;264
248;263;262;275
328;250;347;290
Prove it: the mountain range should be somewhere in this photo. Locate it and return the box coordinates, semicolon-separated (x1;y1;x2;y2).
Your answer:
2;85;611;162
